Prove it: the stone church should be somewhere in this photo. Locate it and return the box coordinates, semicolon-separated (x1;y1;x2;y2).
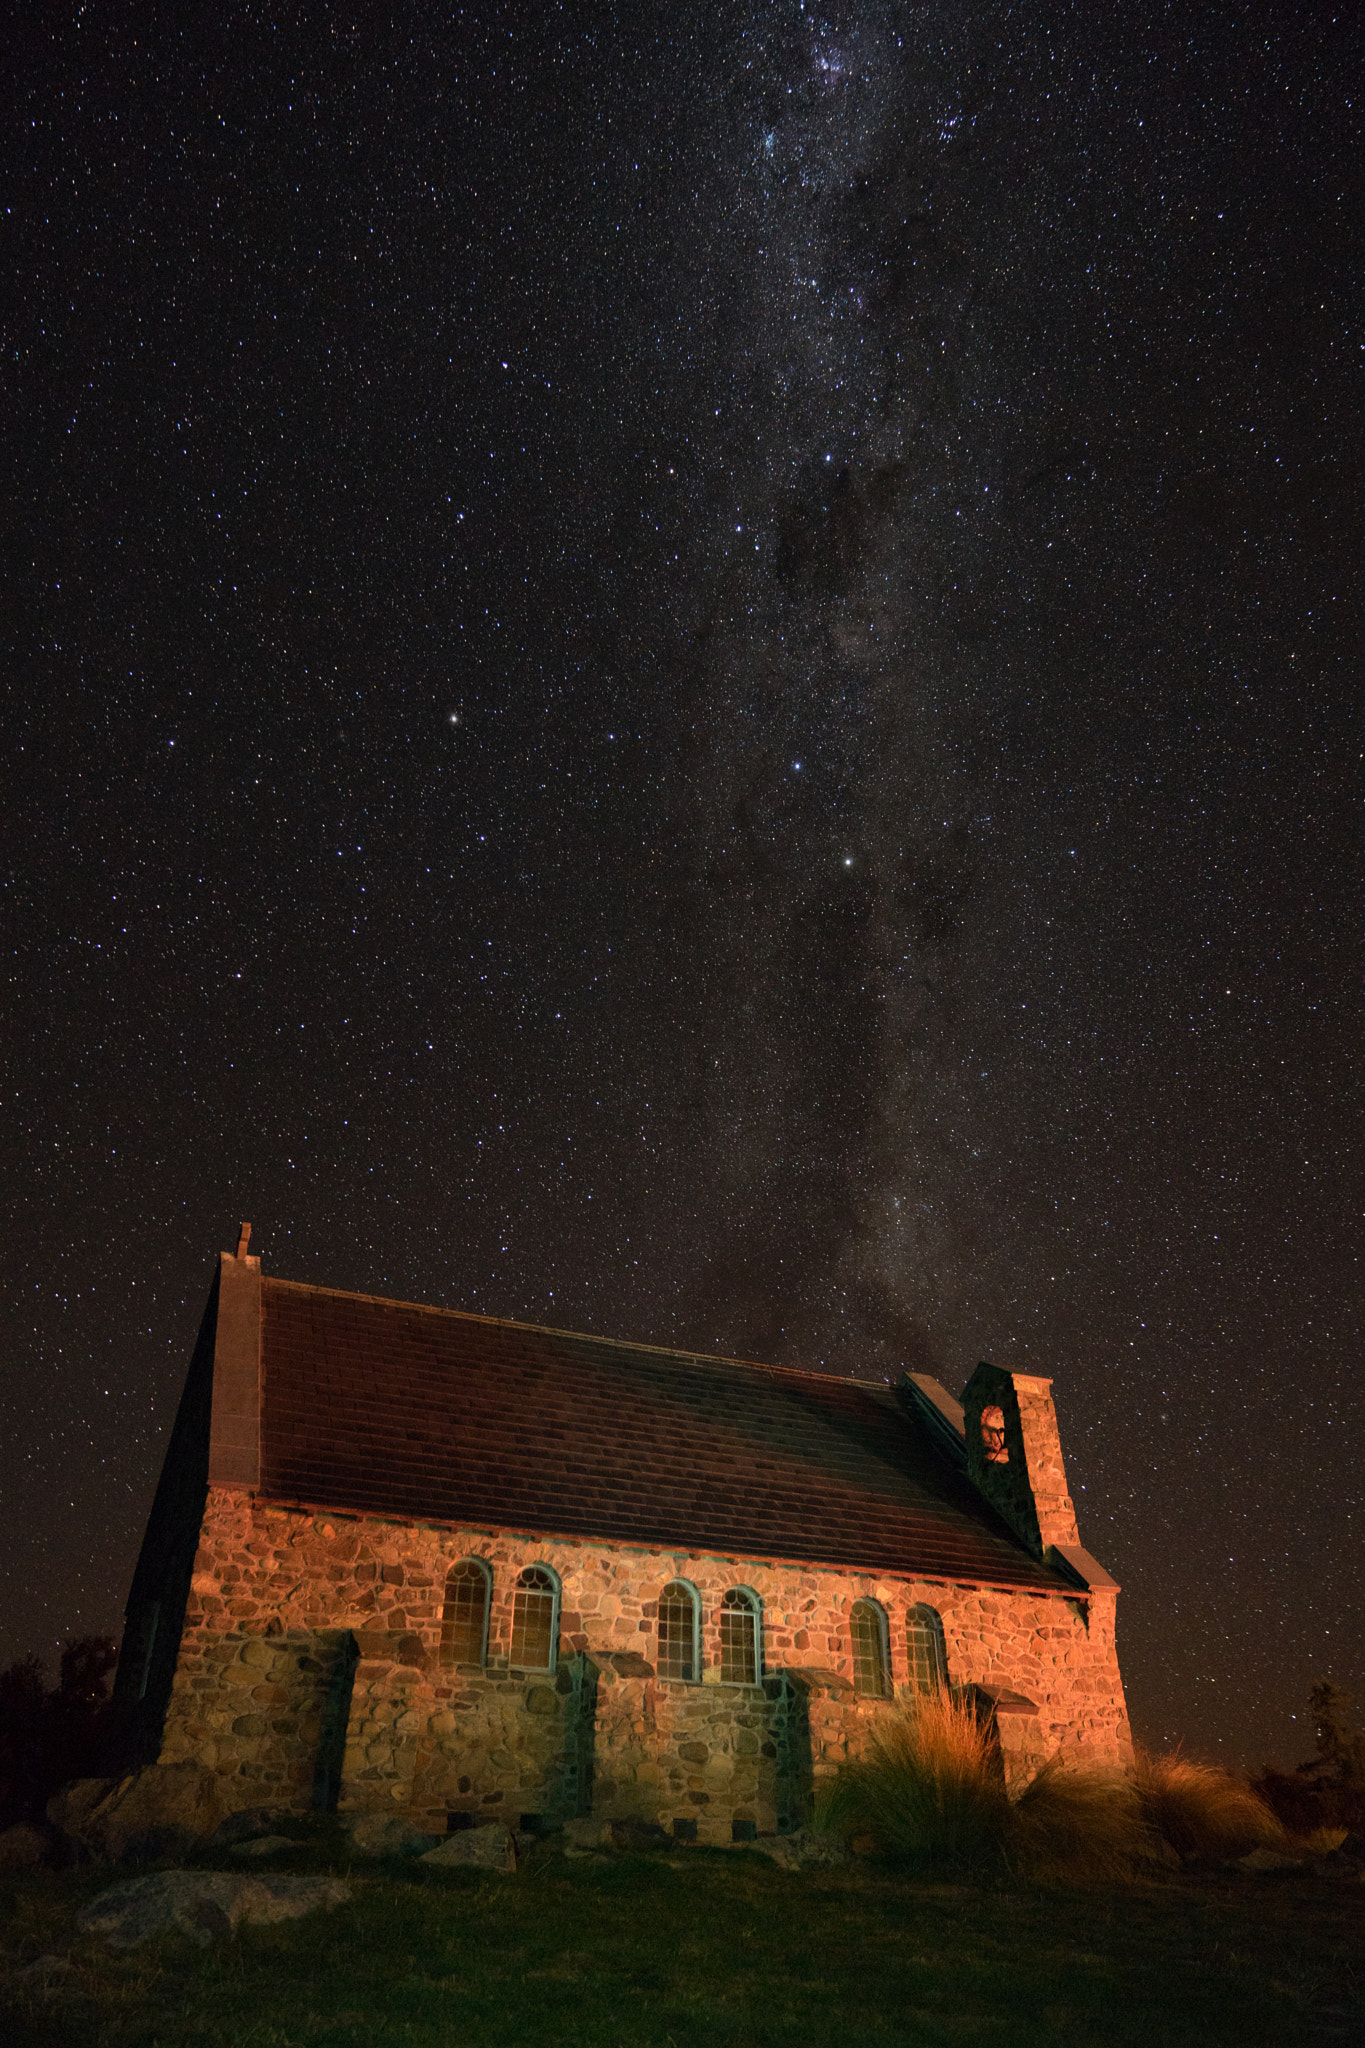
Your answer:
111;1228;1132;1844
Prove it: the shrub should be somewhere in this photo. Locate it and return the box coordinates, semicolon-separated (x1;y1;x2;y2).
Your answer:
1249;1682;1365;1835
1250;1765;1365;1835
1133;1749;1285;1861
0;1636;117;1827
817;1687;1009;1866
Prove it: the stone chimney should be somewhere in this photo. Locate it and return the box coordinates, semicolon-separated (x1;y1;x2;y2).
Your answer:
209;1222;261;1489
961;1361;1080;1560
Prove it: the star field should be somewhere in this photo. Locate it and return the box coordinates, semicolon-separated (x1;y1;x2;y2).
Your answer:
3;1;1362;1767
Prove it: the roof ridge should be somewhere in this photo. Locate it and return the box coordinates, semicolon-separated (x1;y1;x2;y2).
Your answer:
262;1275;893;1391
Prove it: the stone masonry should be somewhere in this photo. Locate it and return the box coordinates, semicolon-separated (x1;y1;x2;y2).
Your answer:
158;1486;1132;1840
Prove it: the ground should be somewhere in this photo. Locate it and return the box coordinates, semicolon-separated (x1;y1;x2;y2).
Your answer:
2;1834;1362;2047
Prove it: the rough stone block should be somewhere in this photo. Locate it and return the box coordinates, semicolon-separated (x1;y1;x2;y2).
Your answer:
419;1823;516;1872
76;1872;351;1949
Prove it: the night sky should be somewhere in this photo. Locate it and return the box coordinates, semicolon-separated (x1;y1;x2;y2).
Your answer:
5;3;1361;1770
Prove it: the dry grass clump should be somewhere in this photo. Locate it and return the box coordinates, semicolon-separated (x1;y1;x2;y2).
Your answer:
817;1687;1009;1866
1133;1750;1287;1861
1006;1759;1151;1883
821;1693;1154;1879
1296;1824;1349;1856
821;1702;1301;1881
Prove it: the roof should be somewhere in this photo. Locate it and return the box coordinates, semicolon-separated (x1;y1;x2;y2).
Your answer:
255;1278;1072;1594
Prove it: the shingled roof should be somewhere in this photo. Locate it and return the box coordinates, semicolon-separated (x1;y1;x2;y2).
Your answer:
249;1278;1071;1595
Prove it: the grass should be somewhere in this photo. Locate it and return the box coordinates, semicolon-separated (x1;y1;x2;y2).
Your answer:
818;1694;1158;1883
1008;1760;1152;1884
0;1837;1362;2047
816;1687;1008;1867
1132;1749;1289;1862
818;1695;1306;1881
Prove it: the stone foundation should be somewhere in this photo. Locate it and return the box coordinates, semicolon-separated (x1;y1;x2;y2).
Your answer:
149;1486;1131;1840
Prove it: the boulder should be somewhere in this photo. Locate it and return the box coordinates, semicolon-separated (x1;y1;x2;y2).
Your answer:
49;1763;228;1863
341;1813;439;1859
606;1817;671;1852
46;1777;117;1854
749;1828;851;1871
1232;1847;1302;1874
562;1816;609;1850
75;1872;351;1950
0;1822;55;1872
419;1823;516;1873
210;1807;287;1849
13;1954;76;1990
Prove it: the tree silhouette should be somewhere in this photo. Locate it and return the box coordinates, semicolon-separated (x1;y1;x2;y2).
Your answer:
0;1637;118;1828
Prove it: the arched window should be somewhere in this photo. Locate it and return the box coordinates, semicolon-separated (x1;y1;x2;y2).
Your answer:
906;1605;948;1694
657;1580;699;1682
440;1559;491;1668
719;1588;761;1685
850;1599;890;1698
509;1565;559;1670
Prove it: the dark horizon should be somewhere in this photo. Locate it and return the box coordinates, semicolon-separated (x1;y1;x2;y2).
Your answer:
3;1;1361;1773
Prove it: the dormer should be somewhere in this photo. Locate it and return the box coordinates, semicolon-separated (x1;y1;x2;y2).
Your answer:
960;1361;1080;1560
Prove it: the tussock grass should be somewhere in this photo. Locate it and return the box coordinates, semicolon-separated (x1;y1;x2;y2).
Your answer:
1133;1750;1287;1861
1007;1759;1151;1883
1295;1824;1348;1856
816;1687;1009;1866
819;1707;1295;1880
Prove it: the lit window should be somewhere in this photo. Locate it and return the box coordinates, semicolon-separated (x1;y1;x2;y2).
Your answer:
719;1588;760;1685
440;1560;491;1668
850;1599;890;1698
980;1403;1009;1463
906;1605;948;1694
509;1565;559;1670
657;1580;699;1682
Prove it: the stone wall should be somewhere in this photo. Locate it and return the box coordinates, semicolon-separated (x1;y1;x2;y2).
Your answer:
158;1485;1131;1839
158;1627;356;1807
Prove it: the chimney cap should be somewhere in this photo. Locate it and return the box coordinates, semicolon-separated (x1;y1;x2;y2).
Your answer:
235;1221;252;1259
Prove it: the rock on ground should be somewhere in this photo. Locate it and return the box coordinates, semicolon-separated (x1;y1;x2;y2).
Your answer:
76;1872;351;1950
749;1828;851;1871
561;1816;671;1852
14;1954;76;1984
341;1813;440;1858
419;1824;516;1873
210;1807;289;1849
48;1763;229;1864
562;1816;610;1850
0;1822;55;1872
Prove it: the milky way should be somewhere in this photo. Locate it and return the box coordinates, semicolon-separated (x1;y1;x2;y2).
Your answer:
4;2;1362;1766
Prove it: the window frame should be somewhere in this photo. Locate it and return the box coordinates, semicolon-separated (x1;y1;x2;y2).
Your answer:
439;1557;493;1670
509;1562;561;1672
718;1586;762;1686
906;1603;949;1695
849;1597;891;1699
656;1578;701;1683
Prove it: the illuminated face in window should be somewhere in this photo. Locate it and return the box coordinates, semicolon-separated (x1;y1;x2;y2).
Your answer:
980;1404;1009;1464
